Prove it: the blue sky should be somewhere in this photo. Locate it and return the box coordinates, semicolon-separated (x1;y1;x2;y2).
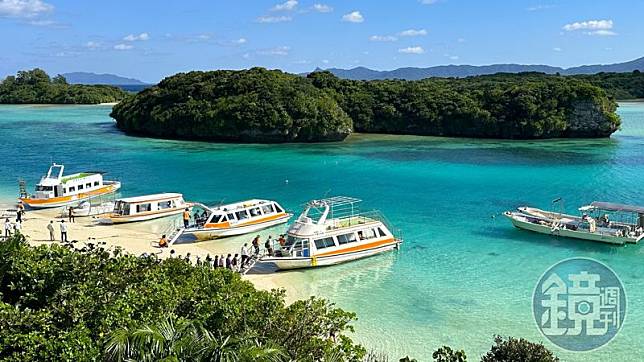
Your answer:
0;0;642;82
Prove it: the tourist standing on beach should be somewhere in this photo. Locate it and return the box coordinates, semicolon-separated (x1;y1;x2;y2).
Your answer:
60;220;68;242
17;201;25;223
47;221;55;241
4;218;12;238
232;254;239;271
213;255;219;268
225;254;232;269
218;255;225;268
241;243;250;266
182;208;190;228
68;207;75;223
14;220;21;234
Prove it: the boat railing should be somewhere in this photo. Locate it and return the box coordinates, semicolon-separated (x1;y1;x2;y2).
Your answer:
327;209;403;240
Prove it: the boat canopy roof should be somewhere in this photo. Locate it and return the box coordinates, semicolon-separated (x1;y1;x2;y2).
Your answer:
202;199;275;213
588;201;644;214
118;193;183;204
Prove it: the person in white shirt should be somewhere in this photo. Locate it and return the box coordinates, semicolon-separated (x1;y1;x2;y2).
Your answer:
14;221;21;233
4;218;12;238
241;243;250;267
60;220;68;242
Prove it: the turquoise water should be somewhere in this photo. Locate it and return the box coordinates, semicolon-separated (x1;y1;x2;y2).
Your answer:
1;103;644;360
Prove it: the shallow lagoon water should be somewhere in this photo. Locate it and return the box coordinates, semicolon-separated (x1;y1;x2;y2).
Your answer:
1;103;643;360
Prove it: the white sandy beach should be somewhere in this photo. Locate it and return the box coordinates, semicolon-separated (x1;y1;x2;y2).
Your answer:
2;202;305;303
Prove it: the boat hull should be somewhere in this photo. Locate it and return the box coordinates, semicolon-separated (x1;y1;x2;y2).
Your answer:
98;207;186;224
20;182;121;209
262;239;401;270
504;212;634;245
185;214;291;240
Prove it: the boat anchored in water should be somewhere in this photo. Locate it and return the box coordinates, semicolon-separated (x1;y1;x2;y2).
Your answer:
97;193;191;224
184;199;291;240
19;163;121;209
504;201;644;245
261;196;402;270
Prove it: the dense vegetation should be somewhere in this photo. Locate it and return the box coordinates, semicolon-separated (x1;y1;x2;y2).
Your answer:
111;68;621;142
573;70;644;99
0;235;364;361
111;68;352;142
0;235;559;361
0;69;128;104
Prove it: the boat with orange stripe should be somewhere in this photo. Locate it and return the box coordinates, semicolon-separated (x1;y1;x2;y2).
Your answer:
19;163;121;209
184;199;291;240
261;196;402;270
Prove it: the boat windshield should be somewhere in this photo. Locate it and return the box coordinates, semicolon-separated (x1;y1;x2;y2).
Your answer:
282;235;310;257
36;185;53;191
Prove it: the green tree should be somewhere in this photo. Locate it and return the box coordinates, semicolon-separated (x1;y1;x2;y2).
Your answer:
480;336;558;362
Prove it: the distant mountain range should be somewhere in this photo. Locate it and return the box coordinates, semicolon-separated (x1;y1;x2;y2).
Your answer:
312;56;644;80
62;72;147;85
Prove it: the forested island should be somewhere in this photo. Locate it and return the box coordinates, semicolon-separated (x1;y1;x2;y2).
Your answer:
111;67;623;143
0;69;128;104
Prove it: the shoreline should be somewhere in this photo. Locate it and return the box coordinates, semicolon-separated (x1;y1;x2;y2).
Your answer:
1;200;303;303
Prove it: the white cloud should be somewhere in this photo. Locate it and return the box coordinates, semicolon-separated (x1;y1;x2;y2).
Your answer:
272;0;297;11
257;15;292;23
420;0;439;4
114;43;134;50
0;0;53;18
342;11;363;23
293;59;310;64
586;30;617;36
123;32;149;41
257;46;290;56
233;37;247;44
563;19;613;31
369;35;397;42
553;47;562;52
398;46;425;54
85;41;100;49
399;28;427;37
322;59;329;64
312;3;332;13
449;55;459;60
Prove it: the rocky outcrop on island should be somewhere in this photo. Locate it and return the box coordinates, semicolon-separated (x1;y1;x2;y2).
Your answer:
111;68;621;143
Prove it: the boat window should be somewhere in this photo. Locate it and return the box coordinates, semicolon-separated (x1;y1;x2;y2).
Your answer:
158;201;172;209
136;203;152;213
357;229;377;240
78;184;84;190
274;204;284;213
337;233;358;245
63;188;66;194
378;228;387;237
85;183;92;189
36;185;54;191
249;207;261;217
69;186;75;192
235;210;249;220
210;214;222;223
314;237;336;249
261;204;274;214
94;181;100;186
227;213;235;220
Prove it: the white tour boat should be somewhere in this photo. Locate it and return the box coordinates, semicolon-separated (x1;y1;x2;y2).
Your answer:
62;200;115;218
261;196;402;270
505;201;644;245
184;199;291;240
97;193;191;224
19;163;121;209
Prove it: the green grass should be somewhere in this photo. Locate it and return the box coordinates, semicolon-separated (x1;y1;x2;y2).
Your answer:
61;172;95;183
